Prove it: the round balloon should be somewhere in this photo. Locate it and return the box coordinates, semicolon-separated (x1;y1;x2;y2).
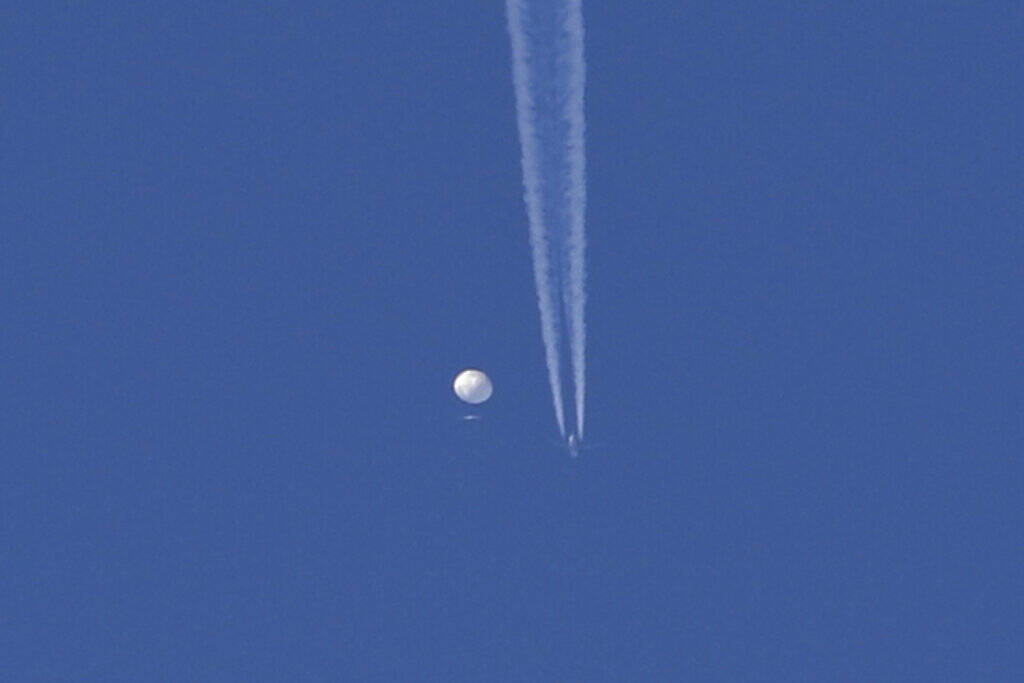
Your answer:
452;369;493;404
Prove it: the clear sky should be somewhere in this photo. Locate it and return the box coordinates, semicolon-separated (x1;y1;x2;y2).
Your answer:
3;2;1021;680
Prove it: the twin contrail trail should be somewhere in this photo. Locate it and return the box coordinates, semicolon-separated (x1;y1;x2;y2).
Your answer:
506;0;587;441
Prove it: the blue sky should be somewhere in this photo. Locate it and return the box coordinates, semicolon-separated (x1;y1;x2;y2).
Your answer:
3;2;1021;680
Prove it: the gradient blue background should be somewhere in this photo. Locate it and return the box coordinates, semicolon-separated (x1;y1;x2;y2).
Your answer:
3;2;1021;680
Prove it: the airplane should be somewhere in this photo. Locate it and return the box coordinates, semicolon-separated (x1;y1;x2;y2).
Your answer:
548;433;600;458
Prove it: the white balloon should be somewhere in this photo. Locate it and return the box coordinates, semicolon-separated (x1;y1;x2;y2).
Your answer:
452;369;493;404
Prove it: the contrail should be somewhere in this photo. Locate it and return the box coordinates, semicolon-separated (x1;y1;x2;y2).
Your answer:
506;0;587;440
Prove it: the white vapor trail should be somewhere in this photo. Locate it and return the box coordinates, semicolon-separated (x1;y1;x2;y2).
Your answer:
506;0;587;440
